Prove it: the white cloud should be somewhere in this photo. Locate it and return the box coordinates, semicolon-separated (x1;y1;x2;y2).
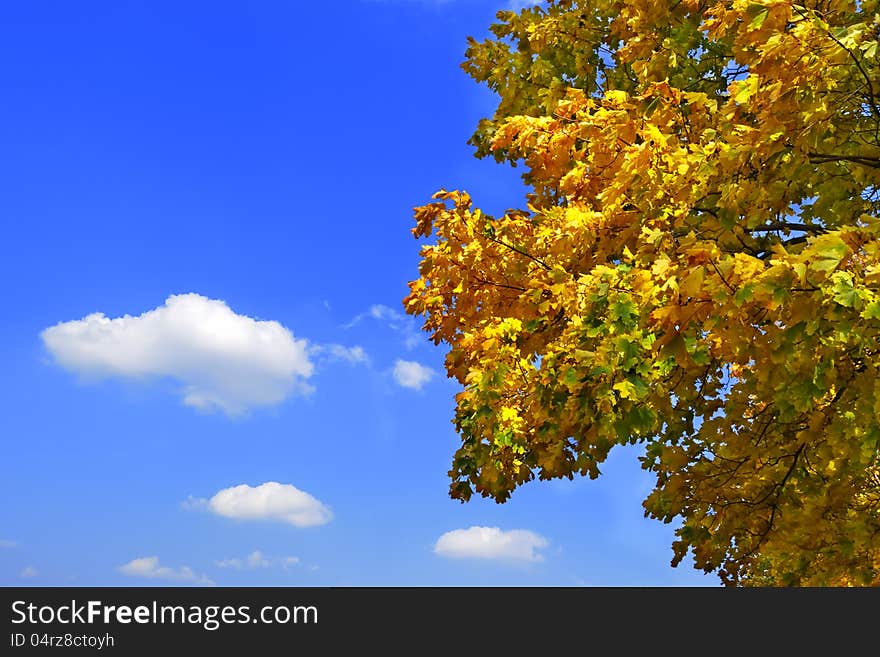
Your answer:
19;566;38;579
41;293;314;415
214;551;299;570
508;0;543;9
191;482;332;527
393;359;434;390
118;556;214;586
180;495;209;512
367;0;541;8
312;344;369;365
246;550;270;568
369;305;395;321
281;556;300;569
0;539;17;548
434;526;549;563
345;304;422;350
214;551;270;570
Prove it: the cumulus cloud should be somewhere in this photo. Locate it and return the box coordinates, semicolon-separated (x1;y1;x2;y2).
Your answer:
118;556;214;585
434;526;549;563
0;539;17;548
19;566;38;579
41;293;314;415
393;359;434;390
189;482;332;528
214;551;299;570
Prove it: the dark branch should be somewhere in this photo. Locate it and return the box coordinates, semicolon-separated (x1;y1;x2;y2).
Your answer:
809;152;880;169
485;234;552;271
745;222;827;235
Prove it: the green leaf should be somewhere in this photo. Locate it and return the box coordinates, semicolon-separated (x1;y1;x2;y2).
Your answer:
829;271;860;308
861;300;880;319
613;380;638;400
610;299;638;322
810;235;849;273
749;9;768;30
734;283;755;306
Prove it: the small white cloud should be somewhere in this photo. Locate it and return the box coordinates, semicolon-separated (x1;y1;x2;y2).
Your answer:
246;550;270;568
214;552;300;570
367;0;541;9
118;556;214;586
508;0;543;9
180;495;209;512
312;344;369;365
19;566;38;579
0;539;17;548
393;359;434;390
434;526;549;563
196;482;332;528
41;293;314;415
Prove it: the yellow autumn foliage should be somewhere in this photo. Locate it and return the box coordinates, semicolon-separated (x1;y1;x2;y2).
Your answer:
406;0;880;586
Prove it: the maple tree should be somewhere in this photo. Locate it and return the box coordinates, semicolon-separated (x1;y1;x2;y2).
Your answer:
404;0;880;585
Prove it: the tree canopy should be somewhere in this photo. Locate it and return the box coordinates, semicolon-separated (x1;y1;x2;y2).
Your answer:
404;0;880;585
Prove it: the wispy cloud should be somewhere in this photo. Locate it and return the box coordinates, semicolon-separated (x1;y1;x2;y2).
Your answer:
118;556;214;586
310;343;369;366
365;0;542;8
19;566;39;579
507;0;543;10
434;526;549;563
214;551;300;570
213;557;244;569
180;495;208;512
392;359;434;390
187;482;332;528
344;304;423;350
0;539;17;548
282;556;301;569
42;294;314;416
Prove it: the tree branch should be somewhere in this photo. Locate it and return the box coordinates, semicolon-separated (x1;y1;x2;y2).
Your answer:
485;234;552;271
809;152;880;169
745;222;827;235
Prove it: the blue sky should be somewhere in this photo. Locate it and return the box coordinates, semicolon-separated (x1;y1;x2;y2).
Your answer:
0;0;714;586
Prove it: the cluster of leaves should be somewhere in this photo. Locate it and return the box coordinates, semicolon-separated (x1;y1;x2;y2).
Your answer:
405;0;880;585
